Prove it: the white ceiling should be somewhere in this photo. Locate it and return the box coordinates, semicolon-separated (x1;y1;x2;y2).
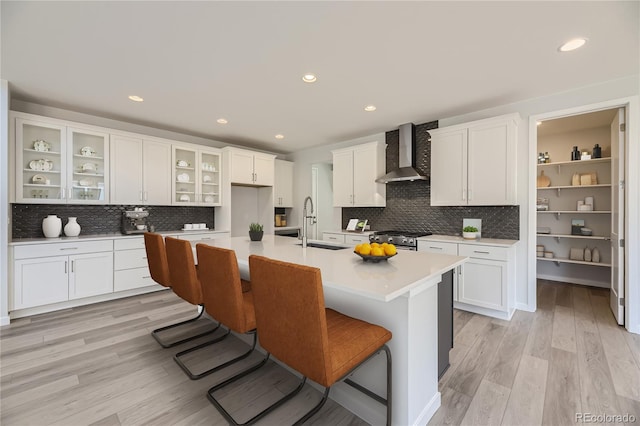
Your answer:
538;108;618;137
2;1;638;154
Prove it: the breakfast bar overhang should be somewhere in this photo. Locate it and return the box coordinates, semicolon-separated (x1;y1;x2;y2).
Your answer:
197;235;467;425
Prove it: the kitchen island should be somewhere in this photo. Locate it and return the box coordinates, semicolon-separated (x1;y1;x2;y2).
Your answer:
196;235;466;426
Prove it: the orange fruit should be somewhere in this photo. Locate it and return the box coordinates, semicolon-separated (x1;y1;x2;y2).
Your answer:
384;244;397;256
371;247;385;256
371;242;380;249
354;244;362;253
359;244;372;256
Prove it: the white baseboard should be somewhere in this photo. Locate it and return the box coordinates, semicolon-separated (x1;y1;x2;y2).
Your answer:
516;302;536;312
415;391;442;426
454;302;514;320
0;315;9;326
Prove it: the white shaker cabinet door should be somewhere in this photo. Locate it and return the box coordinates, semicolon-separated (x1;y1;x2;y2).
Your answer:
253;153;275;186
13;256;69;309
458;258;507;312
430;129;467;206
110;135;144;204
68;252;114;300
332;150;354;206
274;159;293;207
352;143;379;206
230;150;255;185
143;140;172;205
467;120;515;205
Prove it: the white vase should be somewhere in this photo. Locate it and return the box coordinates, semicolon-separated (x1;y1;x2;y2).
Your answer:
64;217;81;237
42;215;62;238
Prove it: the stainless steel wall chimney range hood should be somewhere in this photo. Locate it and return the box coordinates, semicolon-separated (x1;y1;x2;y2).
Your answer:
376;123;428;183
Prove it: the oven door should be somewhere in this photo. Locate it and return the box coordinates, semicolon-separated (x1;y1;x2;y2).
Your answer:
395;245;417;251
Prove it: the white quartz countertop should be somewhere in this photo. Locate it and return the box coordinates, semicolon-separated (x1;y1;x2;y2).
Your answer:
196;235;466;302
324;230;374;236
417;234;518;247
9;229;230;245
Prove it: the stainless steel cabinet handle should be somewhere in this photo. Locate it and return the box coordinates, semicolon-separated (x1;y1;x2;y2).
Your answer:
71;260;75;273
473;250;490;254
468;189;473;200
60;247;78;251
462;189;466;201
64;261;68;273
142;257;147;260
142;275;151;279
139;191;143;201
429;246;443;250
200;237;212;240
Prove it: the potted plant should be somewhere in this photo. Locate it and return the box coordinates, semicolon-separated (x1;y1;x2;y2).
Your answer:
249;223;264;241
462;226;479;240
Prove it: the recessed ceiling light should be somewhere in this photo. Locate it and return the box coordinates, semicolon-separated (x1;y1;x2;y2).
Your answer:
364;105;377;112
275;134;284;139
128;95;144;102
302;73;317;83
558;38;587;52
216;118;228;124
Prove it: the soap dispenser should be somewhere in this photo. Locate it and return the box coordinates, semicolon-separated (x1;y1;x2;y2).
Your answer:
571;146;580;161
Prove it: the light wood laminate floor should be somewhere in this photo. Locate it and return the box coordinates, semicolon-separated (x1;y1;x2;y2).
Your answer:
2;280;639;425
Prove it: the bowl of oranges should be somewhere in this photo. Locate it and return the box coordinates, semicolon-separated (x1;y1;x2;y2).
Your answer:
354;242;397;263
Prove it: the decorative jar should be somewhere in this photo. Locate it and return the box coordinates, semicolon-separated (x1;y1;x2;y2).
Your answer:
64;217;81;237
42;215;62;238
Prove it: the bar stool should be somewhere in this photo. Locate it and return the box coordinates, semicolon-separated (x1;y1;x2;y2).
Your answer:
207;254;393;426
148;236;221;348
173;244;267;380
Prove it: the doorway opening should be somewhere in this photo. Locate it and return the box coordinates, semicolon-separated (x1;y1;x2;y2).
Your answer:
534;107;626;325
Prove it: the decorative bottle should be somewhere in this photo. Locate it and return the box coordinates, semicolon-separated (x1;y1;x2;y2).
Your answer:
64;217;81;237
571;146;580;161
42;215;62;238
593;144;602;158
592;247;600;263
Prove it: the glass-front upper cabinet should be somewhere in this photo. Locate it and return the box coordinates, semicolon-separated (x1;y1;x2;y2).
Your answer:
16;117;67;203
172;145;221;206
67;127;110;204
14;115;110;204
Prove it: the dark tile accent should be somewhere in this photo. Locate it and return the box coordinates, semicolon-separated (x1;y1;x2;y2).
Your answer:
12;204;215;239
343;120;520;240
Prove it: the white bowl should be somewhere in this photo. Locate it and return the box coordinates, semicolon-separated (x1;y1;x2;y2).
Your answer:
136;224;146;231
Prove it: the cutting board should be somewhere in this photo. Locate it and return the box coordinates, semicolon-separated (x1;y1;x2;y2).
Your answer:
537;170;551;187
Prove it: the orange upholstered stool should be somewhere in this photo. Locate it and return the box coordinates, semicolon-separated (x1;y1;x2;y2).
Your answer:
173;244;266;380
147;236;222;348
207;254;392;426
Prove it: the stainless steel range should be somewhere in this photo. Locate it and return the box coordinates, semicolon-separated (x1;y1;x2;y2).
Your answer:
369;230;432;251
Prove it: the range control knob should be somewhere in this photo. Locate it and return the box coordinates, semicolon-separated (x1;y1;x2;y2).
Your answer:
374;236;381;242
408;238;415;245
401;237;408;244
388;237;394;243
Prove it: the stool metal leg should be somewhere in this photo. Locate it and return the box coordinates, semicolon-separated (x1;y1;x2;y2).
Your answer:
174;330;264;380
151;305;219;348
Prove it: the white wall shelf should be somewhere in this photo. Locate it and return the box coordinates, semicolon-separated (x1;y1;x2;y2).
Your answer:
537;257;611;267
537;157;610;167
537;233;610;241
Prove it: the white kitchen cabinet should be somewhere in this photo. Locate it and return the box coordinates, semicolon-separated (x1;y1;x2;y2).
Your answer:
323;232;346;244
110;135;171;205
13;113;110;204
113;238;156;292
274;159;293;207
225;147;275;186
418;238;516;319
12;240;113;310
174;231;230;242
331;141;386;207
430;114;518;206
68;252;114;300
173;145;222;206
345;234;370;245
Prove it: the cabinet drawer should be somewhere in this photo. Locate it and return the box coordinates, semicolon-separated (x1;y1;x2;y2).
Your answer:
114;267;156;292
323;233;346;244
418;241;458;255
345;234;369;245
114;237;146;251
177;232;228;242
458;244;508;261
14;240;113;259
114;248;148;270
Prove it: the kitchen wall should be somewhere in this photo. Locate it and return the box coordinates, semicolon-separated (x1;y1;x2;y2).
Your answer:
342;121;519;239
11;204;215;239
